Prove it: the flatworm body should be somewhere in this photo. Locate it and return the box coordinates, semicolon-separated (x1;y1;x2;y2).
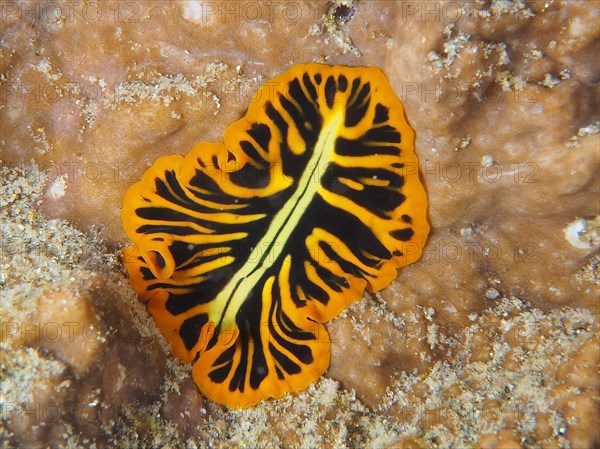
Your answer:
122;64;429;409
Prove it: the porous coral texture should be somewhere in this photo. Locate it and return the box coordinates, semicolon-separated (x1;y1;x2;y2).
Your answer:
1;1;598;448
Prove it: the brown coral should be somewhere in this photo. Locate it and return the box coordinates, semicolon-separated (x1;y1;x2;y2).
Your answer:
1;1;598;448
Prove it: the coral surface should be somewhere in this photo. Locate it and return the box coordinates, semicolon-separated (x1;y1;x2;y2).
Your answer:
1;1;598;448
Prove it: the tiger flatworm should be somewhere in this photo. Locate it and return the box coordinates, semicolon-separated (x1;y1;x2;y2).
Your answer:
121;63;429;409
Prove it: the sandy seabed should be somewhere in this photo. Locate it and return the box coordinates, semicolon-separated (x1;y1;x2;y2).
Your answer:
1;1;599;448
